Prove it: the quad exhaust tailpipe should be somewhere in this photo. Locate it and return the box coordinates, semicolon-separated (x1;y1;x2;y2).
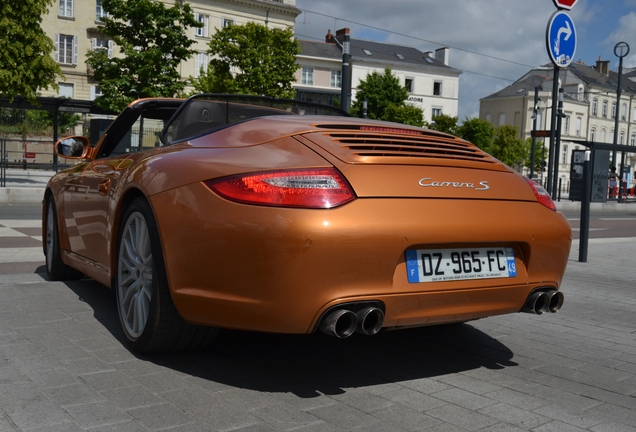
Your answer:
319;309;358;338
319;303;385;338
355;307;384;336
522;289;564;314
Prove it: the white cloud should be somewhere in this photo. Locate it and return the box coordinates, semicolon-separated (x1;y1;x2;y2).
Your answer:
605;12;636;68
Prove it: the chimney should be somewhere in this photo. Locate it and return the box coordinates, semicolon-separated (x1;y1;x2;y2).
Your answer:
335;28;350;45
595;56;610;75
435;47;450;66
325;29;333;44
424;51;434;58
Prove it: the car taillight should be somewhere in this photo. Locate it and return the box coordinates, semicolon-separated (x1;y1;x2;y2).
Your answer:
524;178;556;212
205;168;356;209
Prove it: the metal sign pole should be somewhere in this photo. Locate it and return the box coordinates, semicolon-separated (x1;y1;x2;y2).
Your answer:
547;67;559;193
613;42;630;203
578;150;591;262
530;87;539;179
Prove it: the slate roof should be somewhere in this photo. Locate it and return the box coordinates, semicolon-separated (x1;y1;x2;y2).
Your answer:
482;73;551;99
482;61;636;100
298;39;461;75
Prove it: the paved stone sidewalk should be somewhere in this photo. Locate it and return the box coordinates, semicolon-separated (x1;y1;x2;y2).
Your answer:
0;237;634;431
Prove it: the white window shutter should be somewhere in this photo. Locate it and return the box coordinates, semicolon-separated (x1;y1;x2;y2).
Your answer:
90;86;96;101
91;38;97;50
194;13;199;36
108;40;114;58
204;15;209;36
73;35;78;64
54;34;59;62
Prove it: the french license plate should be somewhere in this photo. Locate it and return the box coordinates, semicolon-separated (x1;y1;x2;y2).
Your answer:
406;247;517;283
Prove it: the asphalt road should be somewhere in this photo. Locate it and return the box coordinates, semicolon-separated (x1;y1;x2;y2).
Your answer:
0;203;635;431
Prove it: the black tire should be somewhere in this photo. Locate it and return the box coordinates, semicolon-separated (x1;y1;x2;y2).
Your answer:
115;197;218;353
45;196;83;281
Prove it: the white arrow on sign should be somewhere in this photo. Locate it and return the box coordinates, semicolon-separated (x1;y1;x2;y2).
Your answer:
557;21;572;42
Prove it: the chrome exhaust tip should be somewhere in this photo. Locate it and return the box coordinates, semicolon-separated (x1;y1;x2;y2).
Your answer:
319;309;358;338
355;307;384;335
522;291;550;315
547;290;564;313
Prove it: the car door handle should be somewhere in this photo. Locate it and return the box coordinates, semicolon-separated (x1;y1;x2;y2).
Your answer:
98;179;111;195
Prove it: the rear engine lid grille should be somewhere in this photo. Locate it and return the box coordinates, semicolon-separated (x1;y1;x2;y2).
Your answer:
309;125;499;167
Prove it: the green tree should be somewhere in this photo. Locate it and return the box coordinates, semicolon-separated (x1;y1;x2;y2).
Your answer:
384;104;425;127
429;113;458;135
0;0;63;102
350;68;423;126
491;125;527;168
524;137;543;173
85;0;200;112
192;22;300;99
456;117;495;153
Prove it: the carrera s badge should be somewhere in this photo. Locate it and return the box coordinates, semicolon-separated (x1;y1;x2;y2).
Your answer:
418;178;490;191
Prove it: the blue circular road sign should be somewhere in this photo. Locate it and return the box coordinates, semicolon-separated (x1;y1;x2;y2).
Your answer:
546;11;577;68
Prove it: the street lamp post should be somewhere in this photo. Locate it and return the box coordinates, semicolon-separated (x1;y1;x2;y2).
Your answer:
613;42;629;203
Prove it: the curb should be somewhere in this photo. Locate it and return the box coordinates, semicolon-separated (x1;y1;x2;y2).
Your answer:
0;187;45;205
555;200;635;212
1;186;635;211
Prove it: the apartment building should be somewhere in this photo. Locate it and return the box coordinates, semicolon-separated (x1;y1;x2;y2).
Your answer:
295;29;461;122
480;59;636;185
39;0;301;101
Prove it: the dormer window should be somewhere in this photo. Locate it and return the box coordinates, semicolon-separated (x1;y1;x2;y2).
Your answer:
396;53;405;60
363;49;372;56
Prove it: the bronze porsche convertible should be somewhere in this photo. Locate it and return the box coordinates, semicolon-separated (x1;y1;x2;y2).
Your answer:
43;94;572;353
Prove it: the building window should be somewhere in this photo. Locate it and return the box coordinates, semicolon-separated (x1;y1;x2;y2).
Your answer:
600;129;606;142
619;131;625;145
621;103;627;120
90;85;103;101
631;132;636;146
301;67;314;86
96;0;108;21
58;83;74;98
195;53;208;78
602;100;608;117
498;113;505;126
222;18;234;27
91;38;113;58
592;98;598;116
562;145;568;164
575;116;581;137
485;113;491;123
433;81;442;96
610;129;614;143
55;34;77;64
432;107;442;118
590;128;596;142
611;101;616;119
536;111;542;129
405;78;413;93
195;13;209;37
563;115;570;135
59;0;73;17
330;70;341;88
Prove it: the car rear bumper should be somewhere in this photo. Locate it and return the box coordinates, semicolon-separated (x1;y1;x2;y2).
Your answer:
150;182;572;334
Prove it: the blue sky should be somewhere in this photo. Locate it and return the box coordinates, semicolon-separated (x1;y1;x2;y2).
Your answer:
295;0;636;120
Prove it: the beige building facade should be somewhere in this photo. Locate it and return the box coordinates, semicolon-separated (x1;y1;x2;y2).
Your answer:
480;60;636;187
40;0;300;101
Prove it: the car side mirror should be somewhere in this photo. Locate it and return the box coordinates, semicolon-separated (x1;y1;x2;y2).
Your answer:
55;136;90;159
